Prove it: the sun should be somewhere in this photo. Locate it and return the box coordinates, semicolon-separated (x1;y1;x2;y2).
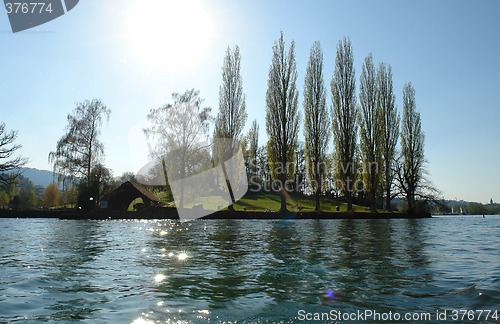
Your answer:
125;0;214;73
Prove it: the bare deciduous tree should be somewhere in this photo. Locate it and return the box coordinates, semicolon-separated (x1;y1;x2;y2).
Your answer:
0;122;28;186
331;37;358;212
265;32;301;212
303;41;330;211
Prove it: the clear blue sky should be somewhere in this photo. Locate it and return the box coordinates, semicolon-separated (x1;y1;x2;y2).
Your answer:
1;0;499;203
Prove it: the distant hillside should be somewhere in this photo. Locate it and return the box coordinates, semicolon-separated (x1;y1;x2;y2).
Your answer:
15;167;55;188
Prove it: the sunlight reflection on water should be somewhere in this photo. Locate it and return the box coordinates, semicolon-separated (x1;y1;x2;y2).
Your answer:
0;217;499;322
154;274;166;283
131;317;155;324
177;252;189;261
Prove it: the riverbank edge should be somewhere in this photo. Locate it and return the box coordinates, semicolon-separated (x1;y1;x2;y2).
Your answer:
0;207;431;220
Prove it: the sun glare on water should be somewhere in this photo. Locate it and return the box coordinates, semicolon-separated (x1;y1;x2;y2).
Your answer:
177;252;189;261
154;274;166;283
126;0;214;72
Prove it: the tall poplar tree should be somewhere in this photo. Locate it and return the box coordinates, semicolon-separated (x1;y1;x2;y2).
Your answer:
358;53;381;211
303;41;330;211
247;119;259;179
215;45;247;141
214;45;247;210
400;83;424;213
377;63;399;210
331;37;358;212
265;32;300;212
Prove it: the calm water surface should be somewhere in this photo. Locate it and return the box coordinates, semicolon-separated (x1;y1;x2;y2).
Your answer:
1;216;499;323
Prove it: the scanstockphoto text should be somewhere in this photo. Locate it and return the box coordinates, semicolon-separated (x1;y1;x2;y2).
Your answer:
246;159;380;194
297;309;500;322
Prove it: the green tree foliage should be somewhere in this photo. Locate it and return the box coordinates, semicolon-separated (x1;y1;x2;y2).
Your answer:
303;41;330;211
377;63;399;211
1;173;33;195
247;119;259;183
77;163;113;211
294;141;306;194
42;183;59;207
0;190;9;207
358;53;381;211
256;145;271;189
49;99;111;187
19;189;37;209
265;32;301;212
467;202;489;215
331;37;358;212
119;172;136;183
60;187;78;207
240;135;249;159
1;173;37;210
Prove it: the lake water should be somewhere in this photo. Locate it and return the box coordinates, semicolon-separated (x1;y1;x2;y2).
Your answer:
1;216;499;323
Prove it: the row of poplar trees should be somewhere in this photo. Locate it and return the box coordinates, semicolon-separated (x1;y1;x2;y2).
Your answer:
215;32;427;214
48;32;427;214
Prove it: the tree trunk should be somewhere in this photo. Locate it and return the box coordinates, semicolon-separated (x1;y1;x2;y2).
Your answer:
370;172;377;212
346;190;353;212
370;192;377;212
408;192;415;214
315;186;321;212
220;161;235;211
279;186;288;213
161;158;173;201
386;188;392;212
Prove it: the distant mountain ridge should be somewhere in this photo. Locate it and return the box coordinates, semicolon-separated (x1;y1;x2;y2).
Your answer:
15;167;55;188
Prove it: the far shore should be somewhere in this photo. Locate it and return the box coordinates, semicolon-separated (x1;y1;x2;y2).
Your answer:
0;207;431;220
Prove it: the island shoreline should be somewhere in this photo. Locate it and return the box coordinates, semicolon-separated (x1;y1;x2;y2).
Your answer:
0;208;431;220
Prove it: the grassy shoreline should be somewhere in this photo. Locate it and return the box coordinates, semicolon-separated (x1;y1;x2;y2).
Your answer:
0;191;432;219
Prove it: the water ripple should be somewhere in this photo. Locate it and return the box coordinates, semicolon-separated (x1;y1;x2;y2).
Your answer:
0;216;499;322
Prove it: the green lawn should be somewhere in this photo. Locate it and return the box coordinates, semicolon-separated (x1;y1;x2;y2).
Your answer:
154;188;390;213
231;190;385;213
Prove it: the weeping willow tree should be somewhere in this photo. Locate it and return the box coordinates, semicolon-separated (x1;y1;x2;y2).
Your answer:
48;99;111;210
49;99;111;187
